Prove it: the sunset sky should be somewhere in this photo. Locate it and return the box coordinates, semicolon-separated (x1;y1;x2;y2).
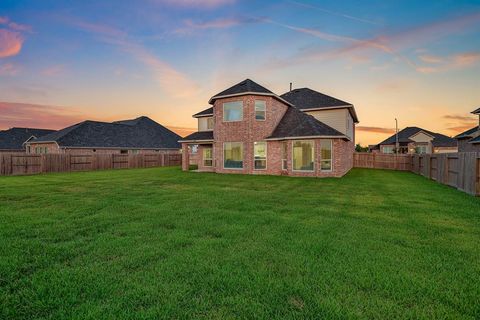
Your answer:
1;0;479;145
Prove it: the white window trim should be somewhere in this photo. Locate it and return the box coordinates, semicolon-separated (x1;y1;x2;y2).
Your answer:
223;142;244;170
254;141;267;171
320;139;333;172
255;100;266;122
203;147;213;167
223;101;244;122
292;140;315;172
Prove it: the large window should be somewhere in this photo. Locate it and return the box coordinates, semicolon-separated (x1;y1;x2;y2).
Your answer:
293;140;314;171
320;140;332;172
255;100;266;121
382;146;394;154
224;142;243;169
282;141;288;170
223;101;243;122
254;141;267;170
203;147;213;167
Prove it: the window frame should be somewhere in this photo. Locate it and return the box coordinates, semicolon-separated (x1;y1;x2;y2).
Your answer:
223;101;244;122
254;141;267;170
320;139;333;172
203;147;213;167
207;117;214;130
223;142;244;170
281;141;288;171
254;100;266;121
292;140;315;172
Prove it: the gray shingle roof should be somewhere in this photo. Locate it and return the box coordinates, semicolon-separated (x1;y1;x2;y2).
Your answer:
267;107;345;140
179;131;213;142
471;108;480;115
379;127;457;147
0;127;56;150
193;107;213;118
454;126;479;139
470;135;480;144
280;88;358;122
32;116;181;149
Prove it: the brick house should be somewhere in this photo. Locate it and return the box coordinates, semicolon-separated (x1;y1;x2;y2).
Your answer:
374;127;458;154
179;79;358;177
0;127;56;153
26;116;181;155
455;108;480;152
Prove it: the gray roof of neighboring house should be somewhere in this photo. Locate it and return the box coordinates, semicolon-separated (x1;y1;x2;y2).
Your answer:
472;107;480;115
0;127;56;150
455;126;479;139
379;127;457;147
179;131;213;142
193;107;213;118
280;88;358;122
267;107;345;140
32;116;181;149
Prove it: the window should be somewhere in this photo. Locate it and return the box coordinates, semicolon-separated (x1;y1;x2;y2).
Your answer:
255;100;266;121
120;150;128;154
203;148;213;167
224;142;243;169
320;140;332;171
44;147;48;154
282;141;288;170
254;141;267;170
223;101;243;122
293;140;314;171
27;146;31;154
416;145;427;154
190;144;198;154
207;117;214;130
383;146;394;154
131;150;139;154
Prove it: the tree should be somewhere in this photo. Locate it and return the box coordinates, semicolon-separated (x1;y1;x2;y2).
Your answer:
355;144;369;152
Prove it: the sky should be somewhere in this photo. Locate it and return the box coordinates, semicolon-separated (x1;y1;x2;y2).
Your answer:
1;0;480;145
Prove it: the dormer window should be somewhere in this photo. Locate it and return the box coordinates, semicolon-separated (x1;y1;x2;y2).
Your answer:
223;101;243;122
255;100;266;121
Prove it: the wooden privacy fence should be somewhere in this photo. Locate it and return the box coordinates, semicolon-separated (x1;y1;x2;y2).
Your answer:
0;153;182;176
354;152;480;196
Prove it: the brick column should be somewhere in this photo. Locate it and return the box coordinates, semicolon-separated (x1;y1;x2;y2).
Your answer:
182;143;189;171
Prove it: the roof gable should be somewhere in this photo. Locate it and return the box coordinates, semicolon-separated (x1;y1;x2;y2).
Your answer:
193;107;213;118
280;88;358;122
267;107;346;140
379;127;457;147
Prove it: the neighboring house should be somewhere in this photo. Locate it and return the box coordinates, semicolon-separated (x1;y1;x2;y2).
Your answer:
26;116;181;154
179;79;358;177
0;127;56;153
375;127;457;154
455;108;480;152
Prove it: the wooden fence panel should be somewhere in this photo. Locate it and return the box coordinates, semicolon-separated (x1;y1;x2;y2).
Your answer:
0;152;182;176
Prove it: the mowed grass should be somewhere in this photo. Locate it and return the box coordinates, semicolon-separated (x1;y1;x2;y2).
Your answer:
1;167;479;319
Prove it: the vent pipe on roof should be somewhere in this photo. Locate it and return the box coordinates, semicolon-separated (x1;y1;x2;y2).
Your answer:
289;82;292;92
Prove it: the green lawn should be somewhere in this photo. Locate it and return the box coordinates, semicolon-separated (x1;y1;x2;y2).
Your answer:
1;167;479;319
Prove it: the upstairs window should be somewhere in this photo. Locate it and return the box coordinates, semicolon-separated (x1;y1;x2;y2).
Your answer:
320;140;332;172
255;100;266;121
223;101;243;122
207;117;214;130
254;141;267;170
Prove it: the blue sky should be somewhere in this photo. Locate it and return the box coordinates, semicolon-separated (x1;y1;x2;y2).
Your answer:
1;0;480;143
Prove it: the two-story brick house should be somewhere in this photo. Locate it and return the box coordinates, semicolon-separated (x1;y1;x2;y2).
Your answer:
455;108;480;152
179;79;358;177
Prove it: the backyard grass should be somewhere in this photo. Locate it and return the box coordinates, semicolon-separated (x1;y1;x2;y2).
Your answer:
0;167;479;319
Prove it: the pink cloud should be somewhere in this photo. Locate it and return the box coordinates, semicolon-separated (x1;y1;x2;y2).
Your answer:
416;51;480;73
41;64;66;76
0;16;32;32
419;54;444;64
0;63;20;76
176;17;260;35
357;126;396;134
0;29;23;58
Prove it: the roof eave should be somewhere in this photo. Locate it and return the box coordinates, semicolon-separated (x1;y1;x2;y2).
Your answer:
208;92;294;107
193;114;213;118
178;139;214;143
300;105;359;123
265;135;349;141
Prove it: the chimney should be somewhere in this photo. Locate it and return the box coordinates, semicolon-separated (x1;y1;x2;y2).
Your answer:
289;82;292;92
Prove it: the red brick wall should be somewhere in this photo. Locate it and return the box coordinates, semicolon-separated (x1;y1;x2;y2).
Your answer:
213;95;288;174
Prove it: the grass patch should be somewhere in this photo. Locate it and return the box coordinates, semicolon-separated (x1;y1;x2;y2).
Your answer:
0;167;479;319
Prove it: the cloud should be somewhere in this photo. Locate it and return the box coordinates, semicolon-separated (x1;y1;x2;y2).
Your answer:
416;51;480;73
152;0;234;8
0;102;88;130
443;114;477;121
418;54;444;64
41;64;66;76
71;19;199;98
0;16;32;32
175;17;260;35
442;114;478;134
0;29;23;58
0;62;20;76
357;126;396;134
287;1;380;25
